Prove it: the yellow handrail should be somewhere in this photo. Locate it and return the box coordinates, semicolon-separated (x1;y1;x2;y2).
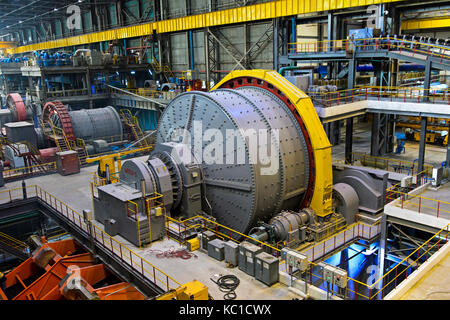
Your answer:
0;232;28;250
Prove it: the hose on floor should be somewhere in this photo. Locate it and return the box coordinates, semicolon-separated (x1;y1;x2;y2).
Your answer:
210;275;240;300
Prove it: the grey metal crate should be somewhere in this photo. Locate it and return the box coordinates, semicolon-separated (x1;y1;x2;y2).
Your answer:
208;239;225;261
238;241;263;276
224;241;239;266
201;230;217;251
255;252;279;286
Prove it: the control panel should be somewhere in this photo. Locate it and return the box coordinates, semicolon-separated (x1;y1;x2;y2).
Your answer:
282;248;309;272
319;262;348;288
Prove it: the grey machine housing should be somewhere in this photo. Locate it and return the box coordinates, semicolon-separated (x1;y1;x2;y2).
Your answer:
92;88;387;248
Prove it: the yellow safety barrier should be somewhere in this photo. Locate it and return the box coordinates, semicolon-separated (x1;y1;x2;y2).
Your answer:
289;37;450;61
308;86;450;107
386;182;450;219
0;232;28;251
349;152;433;176
2;162;57;179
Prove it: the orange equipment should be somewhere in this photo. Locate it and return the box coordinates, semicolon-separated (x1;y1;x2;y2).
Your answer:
0;237;146;300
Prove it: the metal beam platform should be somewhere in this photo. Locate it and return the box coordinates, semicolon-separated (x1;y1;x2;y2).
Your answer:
315;99;450;124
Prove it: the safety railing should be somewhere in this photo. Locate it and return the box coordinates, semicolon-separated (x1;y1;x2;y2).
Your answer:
2;162;57;179
365;223;449;300
0;185;181;292
145;192;167;247
119;109;150;147
386;185;450;220
293;221;449;300
46;87;109;99
164;214;281;256
300;220;381;263
308;86;450;108
349;152;433;176
289;37;450;63
110;87;161;99
0;231;29;252
110;86;178;100
83;134;125;146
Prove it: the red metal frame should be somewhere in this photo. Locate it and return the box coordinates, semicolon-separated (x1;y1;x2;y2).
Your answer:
42;101;76;141
6;93;28;121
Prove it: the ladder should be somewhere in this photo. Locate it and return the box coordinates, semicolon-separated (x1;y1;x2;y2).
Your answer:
151;58;174;82
39;119;88;166
0;136;47;171
119;110;149;147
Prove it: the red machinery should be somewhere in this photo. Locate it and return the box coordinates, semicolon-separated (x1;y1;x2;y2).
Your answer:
6;94;29;122
0;237;146;300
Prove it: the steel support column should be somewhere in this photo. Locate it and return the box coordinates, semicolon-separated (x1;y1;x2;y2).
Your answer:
370;113;395;156
418;117;428;174
327;121;341;146
371;113;383;156
423;58;432;102
377;214;387;298
345;117;354;164
327;13;333;52
348;59;356;90
273;17;290;71
187;31;194;70
447;122;450;167
273;19;279;70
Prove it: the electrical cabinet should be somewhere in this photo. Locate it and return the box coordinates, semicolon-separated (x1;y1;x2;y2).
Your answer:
200;231;216;251
224;241;239;267
255;252;279;286
207;239;225;261
320;262;348;288
282;248;308;272
238;241;263;276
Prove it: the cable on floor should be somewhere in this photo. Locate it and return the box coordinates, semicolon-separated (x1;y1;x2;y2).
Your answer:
146;247;198;259
210;275;240;300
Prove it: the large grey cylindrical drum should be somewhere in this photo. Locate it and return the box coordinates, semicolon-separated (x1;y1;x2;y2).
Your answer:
69;106;123;142
155;88;310;234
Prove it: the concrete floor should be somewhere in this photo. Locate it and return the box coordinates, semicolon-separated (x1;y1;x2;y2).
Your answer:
399;252;450;300
2;119;449;300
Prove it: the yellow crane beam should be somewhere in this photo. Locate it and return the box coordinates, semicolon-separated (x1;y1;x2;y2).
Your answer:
0;41;16;50
402;17;450;31
11;0;402;54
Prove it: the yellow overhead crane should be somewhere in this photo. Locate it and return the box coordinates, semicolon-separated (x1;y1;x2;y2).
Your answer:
11;0;402;54
86;146;153;182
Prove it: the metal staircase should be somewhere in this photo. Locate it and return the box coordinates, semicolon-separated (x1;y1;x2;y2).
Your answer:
151;58;174;82
0;136;46;171
39;119;88;165
119;109;149;147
